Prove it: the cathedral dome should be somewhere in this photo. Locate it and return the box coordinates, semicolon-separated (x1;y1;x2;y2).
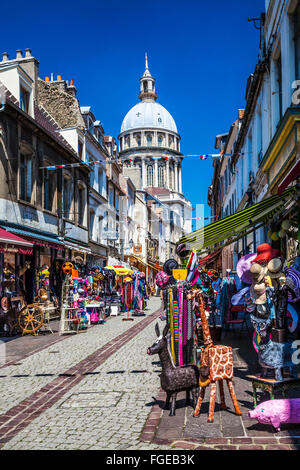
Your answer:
120;101;178;134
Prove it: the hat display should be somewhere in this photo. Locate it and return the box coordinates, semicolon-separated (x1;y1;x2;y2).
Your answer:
236;253;257;285
267;257;284;278
163;259;179;276
250;283;267;305
251;243;281;264
250;263;267;284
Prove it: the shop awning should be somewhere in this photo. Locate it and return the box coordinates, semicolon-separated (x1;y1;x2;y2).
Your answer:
278;161;300;195
63;240;91;254
0;226;65;250
128;254;162;272
0;227;33;254
198;249;221;267
179;187;296;254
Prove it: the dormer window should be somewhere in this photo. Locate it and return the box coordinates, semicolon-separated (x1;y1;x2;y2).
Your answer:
89;118;94;134
20;86;30;113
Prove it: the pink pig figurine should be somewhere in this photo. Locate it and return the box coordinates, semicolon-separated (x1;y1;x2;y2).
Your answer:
248;399;300;431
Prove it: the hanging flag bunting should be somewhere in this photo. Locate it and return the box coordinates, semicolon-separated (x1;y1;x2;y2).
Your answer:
40;151;246;171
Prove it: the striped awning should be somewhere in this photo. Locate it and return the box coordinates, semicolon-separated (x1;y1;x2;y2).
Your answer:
179;187;296;254
198;249;221;267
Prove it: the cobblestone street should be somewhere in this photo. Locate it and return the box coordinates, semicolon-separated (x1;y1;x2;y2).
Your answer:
0;297;172;450
1;296;300;451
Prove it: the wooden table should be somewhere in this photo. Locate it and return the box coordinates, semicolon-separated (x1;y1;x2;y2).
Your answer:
247;374;300;407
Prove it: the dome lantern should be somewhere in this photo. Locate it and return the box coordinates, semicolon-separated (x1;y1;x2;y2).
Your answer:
138;53;158;102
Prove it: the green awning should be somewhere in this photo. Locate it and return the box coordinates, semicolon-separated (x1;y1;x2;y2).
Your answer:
179;187;296;254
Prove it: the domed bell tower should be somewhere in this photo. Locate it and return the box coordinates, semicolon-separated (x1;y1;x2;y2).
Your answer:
139;53;157;102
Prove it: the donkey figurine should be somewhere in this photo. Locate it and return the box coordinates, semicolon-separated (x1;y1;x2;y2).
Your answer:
147;323;199;416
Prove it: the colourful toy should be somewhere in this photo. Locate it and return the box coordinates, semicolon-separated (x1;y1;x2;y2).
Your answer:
248;398;300;431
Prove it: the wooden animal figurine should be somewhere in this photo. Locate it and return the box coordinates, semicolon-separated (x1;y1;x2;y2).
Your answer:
147;323;199;416
193;291;242;422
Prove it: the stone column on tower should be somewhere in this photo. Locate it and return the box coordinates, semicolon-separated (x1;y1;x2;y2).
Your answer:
175;161;178;192
178;164;182;193
166;158;170;189
142;158;146;188
154;159;158;186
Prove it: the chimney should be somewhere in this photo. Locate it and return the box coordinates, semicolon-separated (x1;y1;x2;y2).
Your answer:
67;78;77;97
16;49;23;59
25;48;32;58
2;52;9;62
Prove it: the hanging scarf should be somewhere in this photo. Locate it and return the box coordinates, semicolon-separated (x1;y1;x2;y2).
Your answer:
169;288;176;364
178;285;184;366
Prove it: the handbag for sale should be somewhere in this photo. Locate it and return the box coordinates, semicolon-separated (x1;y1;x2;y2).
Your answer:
90;308;99;323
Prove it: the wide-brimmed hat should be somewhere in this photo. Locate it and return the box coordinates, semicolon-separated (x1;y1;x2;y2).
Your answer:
176;243;190;259
250;283;267;304
236;253;257;285
163;259;179;276
250;263;267;284
251;243;281;264
267;257;284;278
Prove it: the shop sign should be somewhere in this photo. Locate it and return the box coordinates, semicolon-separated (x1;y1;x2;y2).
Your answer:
133;244;142;254
172;269;187;281
102;230;119;241
2;247;18;254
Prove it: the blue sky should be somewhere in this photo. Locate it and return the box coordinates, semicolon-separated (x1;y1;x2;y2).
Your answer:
1;0;265;229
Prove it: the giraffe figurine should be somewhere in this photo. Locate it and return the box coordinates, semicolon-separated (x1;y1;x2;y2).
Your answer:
193;291;242;422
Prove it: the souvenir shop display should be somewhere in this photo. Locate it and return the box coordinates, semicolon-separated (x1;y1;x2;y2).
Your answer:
147;322;200;417
59;262;111;335
236;243;300;381
161;280;195;367
152;254;242;420
215;271;237;327
192;290;242;422
131;271;148;316
0;259;48;337
104;266;134;316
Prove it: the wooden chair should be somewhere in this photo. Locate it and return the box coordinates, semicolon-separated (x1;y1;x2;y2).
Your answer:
223;304;251;338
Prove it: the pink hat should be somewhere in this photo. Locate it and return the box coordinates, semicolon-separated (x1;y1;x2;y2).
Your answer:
237;253;257;285
155;271;169;288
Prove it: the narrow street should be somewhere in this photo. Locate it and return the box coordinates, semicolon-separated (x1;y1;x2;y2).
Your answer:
0;297;171;451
